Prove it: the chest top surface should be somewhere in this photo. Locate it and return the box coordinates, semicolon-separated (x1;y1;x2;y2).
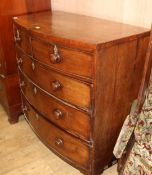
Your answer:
13;11;150;52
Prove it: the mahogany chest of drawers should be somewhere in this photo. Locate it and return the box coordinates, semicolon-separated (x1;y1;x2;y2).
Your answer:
13;11;149;175
0;0;51;123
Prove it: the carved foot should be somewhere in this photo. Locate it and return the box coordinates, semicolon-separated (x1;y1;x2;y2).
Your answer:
8;111;22;124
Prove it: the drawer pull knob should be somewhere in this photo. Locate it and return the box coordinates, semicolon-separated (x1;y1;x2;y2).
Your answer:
52;80;62;91
50;45;61;64
32;62;35;71
20;81;25;87
53;109;63;120
55;138;64;147
33;87;37;95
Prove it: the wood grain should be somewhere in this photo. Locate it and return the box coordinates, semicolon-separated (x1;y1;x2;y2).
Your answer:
17;51;91;110
20;71;91;141
31;37;94;79
23;99;90;170
13;11;149;52
93;36;149;174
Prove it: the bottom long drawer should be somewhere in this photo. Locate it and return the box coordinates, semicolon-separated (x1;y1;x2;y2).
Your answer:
22;97;90;171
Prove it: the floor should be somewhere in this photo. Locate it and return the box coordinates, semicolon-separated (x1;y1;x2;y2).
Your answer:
0;105;118;175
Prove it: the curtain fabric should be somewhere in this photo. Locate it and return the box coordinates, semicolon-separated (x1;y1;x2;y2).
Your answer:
113;74;152;175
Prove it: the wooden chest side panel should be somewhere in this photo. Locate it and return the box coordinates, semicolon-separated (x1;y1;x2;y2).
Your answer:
93;36;149;173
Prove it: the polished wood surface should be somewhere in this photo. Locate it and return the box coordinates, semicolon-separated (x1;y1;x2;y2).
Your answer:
31;38;94;79
93;36;149;174
13;11;149;52
20;71;91;141
23;98;90;170
0;0;51;123
13;11;150;175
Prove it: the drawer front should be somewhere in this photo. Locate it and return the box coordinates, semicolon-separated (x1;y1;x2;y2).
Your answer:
14;25;31;55
23;98;90;169
20;71;91;141
31;38;93;79
17;51;91;110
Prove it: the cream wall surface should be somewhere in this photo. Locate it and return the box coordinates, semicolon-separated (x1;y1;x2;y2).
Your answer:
52;0;152;28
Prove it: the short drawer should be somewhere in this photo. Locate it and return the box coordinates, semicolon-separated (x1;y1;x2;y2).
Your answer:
17;51;91;110
31;38;94;79
23;98;90;170
14;25;31;55
19;71;91;141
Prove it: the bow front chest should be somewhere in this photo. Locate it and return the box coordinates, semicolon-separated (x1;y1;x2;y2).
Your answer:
13;11;149;175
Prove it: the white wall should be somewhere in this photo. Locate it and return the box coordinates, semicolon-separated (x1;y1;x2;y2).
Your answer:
52;0;152;28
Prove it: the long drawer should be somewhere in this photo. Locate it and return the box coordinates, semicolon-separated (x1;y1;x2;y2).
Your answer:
17;50;91;110
22;97;90;170
19;70;91;141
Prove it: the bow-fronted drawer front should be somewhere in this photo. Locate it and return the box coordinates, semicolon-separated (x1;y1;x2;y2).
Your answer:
23;98;90;171
19;70;91;141
16;50;92;111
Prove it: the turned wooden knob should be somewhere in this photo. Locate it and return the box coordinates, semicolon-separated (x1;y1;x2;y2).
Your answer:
55;138;64;147
53;109;63;120
52;80;62;91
